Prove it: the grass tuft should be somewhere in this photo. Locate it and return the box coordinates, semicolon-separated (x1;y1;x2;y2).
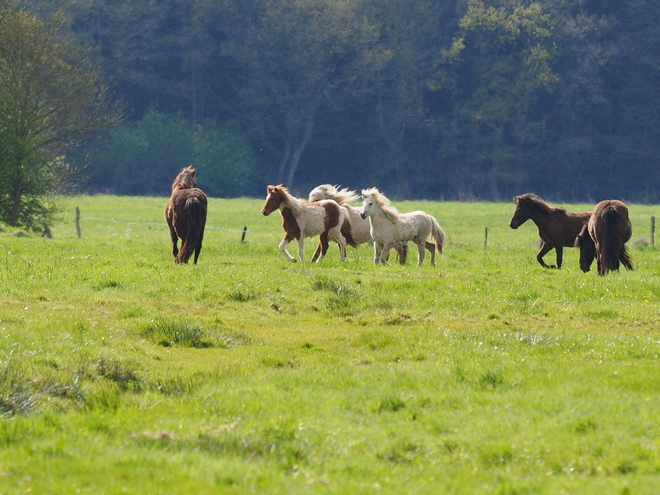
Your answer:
140;317;213;348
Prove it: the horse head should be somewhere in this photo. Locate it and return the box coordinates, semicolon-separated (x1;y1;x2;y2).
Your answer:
574;224;596;272
509;195;531;229
172;166;197;191
360;189;378;219
261;185;285;216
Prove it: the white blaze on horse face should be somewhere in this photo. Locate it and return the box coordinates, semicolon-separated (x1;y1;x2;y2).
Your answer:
360;199;373;219
262;193;273;216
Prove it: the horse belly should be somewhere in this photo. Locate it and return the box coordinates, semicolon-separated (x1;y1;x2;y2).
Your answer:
395;217;420;242
301;207;331;237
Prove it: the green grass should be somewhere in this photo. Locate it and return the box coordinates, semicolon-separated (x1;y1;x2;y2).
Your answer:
0;194;658;494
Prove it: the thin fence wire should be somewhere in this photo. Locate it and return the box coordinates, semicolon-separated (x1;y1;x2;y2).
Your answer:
82;217;249;239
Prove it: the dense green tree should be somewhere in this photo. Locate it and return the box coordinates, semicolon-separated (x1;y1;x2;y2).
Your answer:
0;0;119;228
15;0;660;202
430;0;558;200
85;110;255;196
218;0;386;188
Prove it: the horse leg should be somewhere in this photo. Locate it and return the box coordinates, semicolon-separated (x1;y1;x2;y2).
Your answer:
536;242;554;268
395;244;407;265
193;232;204;265
297;238;306;263
379;242;394;264
279;236;297;262
168;227;179;259
311;243;322;262
373;242;383;264
555;246;564;269
315;232;330;263
416;241;425;266
332;231;348;261
426;241;436;266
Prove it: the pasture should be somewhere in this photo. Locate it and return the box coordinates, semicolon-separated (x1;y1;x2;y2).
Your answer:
0;195;658;494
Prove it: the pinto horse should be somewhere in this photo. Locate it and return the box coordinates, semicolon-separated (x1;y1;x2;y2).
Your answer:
509;193;591;269
164;166;208;264
308;184;408;263
261;185;357;263
360;188;445;266
574;200;633;275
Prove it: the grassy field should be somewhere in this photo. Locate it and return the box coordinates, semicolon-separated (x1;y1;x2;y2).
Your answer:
0;194;658;494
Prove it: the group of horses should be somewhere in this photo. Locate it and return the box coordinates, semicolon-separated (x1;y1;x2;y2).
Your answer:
509;193;633;276
261;184;446;266
165;167;632;276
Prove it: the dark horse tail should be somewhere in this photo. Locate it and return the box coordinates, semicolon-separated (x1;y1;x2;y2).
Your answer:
600;207;632;275
341;218;359;248
176;196;207;264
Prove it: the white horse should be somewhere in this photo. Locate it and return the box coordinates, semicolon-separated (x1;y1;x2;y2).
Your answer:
360;188;445;266
261;185;357;263
308;184;408;263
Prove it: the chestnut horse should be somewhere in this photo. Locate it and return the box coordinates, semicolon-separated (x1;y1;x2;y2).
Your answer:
308;184;408;263
165;166;207;264
574;200;633;275
261;185;357;263
509;193;591;269
360;188;445;266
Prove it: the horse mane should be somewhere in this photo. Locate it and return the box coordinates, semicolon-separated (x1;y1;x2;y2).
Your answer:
267;184;305;215
517;193;566;214
362;187;399;220
172;166;197;191
312;184;360;204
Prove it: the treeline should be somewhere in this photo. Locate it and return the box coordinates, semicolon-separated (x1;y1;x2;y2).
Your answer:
19;0;660;202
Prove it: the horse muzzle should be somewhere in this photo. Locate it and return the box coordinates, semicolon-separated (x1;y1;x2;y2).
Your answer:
261;209;270;216
360;212;367;220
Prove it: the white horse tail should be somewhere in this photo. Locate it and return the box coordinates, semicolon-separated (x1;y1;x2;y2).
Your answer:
429;215;445;255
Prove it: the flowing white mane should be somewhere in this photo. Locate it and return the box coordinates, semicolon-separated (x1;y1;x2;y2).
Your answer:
362;187;399;220
310;184;360;204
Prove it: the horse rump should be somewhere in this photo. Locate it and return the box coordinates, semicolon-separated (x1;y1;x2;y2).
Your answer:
175;194;208;264
590;200;633;275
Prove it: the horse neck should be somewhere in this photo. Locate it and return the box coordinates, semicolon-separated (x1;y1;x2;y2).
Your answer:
370;205;396;225
279;192;304;216
527;203;553;223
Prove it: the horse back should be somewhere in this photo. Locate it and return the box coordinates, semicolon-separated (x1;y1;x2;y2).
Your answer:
168;188;207;222
539;210;591;247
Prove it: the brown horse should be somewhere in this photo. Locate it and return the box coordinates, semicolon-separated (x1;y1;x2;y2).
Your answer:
164;166;208;264
261;185;357;263
509;193;591;269
574;200;632;275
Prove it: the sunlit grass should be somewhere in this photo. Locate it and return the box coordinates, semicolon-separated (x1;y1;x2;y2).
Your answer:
0;195;658;493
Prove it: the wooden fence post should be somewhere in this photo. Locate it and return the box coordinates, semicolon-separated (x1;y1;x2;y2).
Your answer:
651;216;655;247
484;227;488;249
75;207;82;238
241;226;248;243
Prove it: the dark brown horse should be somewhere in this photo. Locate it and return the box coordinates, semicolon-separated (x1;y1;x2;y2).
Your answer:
509;193;591;269
574;200;632;275
164;166;208;264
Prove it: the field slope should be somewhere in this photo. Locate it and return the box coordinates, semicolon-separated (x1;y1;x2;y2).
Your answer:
0;195;658;494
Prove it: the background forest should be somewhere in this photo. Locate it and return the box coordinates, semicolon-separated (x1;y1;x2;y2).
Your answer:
14;0;660;202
